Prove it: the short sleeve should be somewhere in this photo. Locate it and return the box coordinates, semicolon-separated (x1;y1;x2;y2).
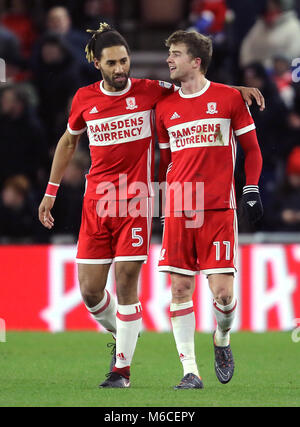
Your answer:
144;79;175;107
67;90;87;135
230;90;256;136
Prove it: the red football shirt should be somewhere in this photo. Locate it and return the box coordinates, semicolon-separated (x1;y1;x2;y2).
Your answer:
156;80;256;211
68;78;174;200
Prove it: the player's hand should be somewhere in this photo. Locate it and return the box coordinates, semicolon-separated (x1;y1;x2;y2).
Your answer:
241;185;263;223
237;86;265;111
39;196;55;229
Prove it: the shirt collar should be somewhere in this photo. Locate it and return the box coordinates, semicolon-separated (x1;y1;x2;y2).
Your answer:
179;79;211;98
99;78;132;96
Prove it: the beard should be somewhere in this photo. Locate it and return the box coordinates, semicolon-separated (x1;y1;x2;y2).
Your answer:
101;68;130;91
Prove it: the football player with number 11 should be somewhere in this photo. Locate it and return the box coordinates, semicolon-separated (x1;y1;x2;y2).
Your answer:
156;30;263;389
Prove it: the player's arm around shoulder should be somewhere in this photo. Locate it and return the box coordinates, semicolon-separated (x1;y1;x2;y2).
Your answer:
231;84;265;111
146;78;177;104
38;129;81;229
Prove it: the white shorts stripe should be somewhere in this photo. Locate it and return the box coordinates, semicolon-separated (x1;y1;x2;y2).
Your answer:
114;255;148;262
158;265;199;276
201;267;236;275
75;258;113;264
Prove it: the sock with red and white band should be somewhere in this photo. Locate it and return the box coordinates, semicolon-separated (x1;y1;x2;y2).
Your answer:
85;290;117;337
213;297;237;347
170;301;200;378
113;302;143;379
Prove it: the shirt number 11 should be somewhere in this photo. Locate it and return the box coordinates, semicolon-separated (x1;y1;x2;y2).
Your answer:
213;241;231;261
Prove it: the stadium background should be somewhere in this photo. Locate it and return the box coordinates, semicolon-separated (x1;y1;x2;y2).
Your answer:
0;0;300;334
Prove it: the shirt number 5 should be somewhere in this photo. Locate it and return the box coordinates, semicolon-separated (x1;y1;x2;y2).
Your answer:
132;228;143;247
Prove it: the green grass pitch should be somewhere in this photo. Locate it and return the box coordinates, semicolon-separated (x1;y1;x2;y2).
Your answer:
0;331;299;407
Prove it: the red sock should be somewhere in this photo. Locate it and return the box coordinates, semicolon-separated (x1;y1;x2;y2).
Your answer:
112;365;130;379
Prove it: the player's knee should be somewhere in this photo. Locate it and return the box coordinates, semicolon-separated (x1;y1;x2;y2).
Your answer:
78;276;105;307
81;288;105;307
214;289;233;306
172;278;193;300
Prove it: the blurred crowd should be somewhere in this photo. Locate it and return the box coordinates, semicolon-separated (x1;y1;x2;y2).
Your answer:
1;0;300;243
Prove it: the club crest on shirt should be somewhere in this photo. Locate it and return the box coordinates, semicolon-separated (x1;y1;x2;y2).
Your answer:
206;102;218;114
126;97;138;110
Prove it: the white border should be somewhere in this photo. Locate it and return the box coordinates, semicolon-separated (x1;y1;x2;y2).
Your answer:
201;267;236;275
234;123;256;136
159;142;170;149
179;79;210;98
99;79;132;96
75;258;113;264
158;266;236;276
158;265;199;276
67;123;87;135
114;255;148;262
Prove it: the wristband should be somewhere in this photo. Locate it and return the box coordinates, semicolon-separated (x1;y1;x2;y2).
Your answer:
242;185;259;195
45;182;60;198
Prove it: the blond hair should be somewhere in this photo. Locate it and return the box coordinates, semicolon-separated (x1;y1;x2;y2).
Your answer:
85;22;130;63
